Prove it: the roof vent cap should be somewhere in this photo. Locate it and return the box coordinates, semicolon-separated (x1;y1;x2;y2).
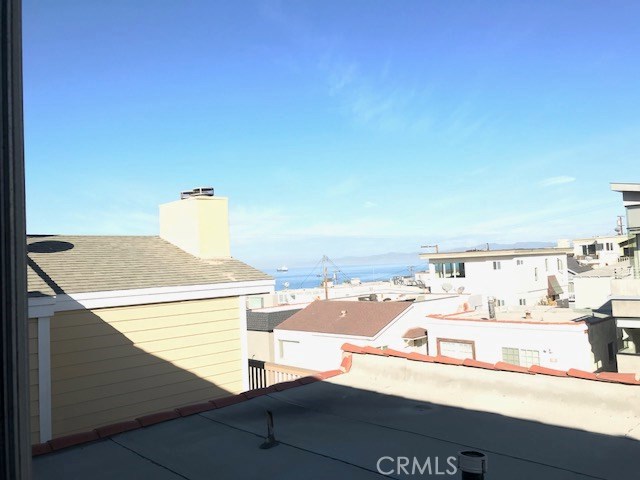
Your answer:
339;310;348;317
180;187;214;199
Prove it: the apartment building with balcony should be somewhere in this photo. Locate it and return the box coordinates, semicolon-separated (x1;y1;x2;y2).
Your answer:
610;182;640;373
420;247;571;307
572;235;627;266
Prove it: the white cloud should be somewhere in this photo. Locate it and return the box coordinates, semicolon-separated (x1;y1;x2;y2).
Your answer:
363;201;377;208
539;176;576;187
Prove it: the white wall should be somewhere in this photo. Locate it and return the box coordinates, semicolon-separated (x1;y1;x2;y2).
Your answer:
422;317;609;372
428;254;568;307
572;276;612;309
273;295;468;371
573;237;624;266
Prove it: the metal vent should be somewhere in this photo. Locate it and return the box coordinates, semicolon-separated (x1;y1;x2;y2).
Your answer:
180;187;214;199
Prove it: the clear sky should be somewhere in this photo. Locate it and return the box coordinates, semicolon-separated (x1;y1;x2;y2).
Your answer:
23;1;640;267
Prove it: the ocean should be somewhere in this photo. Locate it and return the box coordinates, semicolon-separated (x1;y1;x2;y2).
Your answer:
263;263;428;291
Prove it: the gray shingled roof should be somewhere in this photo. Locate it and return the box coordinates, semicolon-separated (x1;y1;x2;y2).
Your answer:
567;256;593;274
27;235;271;297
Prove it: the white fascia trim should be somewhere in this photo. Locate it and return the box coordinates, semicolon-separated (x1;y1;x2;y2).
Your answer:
238;296;249;390
37;317;52;442
52;279;275;312
28;296;56;319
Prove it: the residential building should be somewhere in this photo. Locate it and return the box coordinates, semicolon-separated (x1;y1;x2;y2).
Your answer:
422;306;617;372
572;260;629;309
273;295;469;371
420;247;570;307
246;304;303;362
566;255;593;302
26;188;273;444
246;283;436;363
572;235;627;266
610;182;640;373
32;344;640;479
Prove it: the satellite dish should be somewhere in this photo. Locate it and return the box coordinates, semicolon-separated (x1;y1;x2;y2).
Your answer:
283;282;290;289
442;283;453;293
457;286;465;294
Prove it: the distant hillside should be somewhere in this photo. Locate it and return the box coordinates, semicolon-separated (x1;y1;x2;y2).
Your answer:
332;242;556;266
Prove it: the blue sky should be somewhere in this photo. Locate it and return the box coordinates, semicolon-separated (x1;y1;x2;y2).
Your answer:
23;1;640;267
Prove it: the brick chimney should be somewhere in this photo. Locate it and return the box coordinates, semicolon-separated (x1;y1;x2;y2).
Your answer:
159;187;231;259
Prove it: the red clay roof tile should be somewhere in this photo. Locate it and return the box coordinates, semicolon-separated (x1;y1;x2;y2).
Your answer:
94;420;141;438
48;431;99;451
567;369;599;381
210;394;248;408
434;355;464;366
494;362;531;374
175;403;217;417
137;410;180;427
596;372;640;385
406;352;436;362
342;343;365;353
528;365;568;377
32;443;52;456
462;358;496;370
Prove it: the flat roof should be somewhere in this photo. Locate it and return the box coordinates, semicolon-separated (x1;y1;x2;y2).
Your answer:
420;247;571;261
572;235;626;243
33;349;640;480
611;182;640;192
575;260;630;278
431;306;591;325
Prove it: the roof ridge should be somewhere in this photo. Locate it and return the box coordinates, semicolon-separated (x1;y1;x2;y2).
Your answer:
340;343;640;386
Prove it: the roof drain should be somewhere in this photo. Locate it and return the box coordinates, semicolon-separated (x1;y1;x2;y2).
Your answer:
259;410;279;449
457;450;488;479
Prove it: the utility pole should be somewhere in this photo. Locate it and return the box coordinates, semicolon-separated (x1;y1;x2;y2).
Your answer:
322;255;329;300
616;216;625;236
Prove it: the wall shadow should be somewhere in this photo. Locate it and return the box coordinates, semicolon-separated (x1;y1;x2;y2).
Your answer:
32;377;640;479
27;237;237;439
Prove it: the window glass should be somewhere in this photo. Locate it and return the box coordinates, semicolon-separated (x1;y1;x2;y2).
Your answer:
520;349;540;367
502;347;520;365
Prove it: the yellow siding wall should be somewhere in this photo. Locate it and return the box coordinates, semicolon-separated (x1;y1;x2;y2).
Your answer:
50;297;242;437
29;318;40;444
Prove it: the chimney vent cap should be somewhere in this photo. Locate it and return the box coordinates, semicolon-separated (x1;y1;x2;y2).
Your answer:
180;187;215;199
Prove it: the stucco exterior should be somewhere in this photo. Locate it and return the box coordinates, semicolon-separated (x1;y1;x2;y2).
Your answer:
572;235;626;266
425;252;569;307
572;276;612;309
247;330;275;362
159;195;231;259
274;296;468;371
419;315;616;372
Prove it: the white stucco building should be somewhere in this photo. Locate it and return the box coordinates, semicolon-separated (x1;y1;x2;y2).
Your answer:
572;235;627;267
420;248;570;307
420;307;617;372
273;295;469;371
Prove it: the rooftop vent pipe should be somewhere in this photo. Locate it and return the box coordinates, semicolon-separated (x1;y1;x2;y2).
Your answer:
487;297;496;320
457;450;488;479
524;310;532;320
180;186;214;199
